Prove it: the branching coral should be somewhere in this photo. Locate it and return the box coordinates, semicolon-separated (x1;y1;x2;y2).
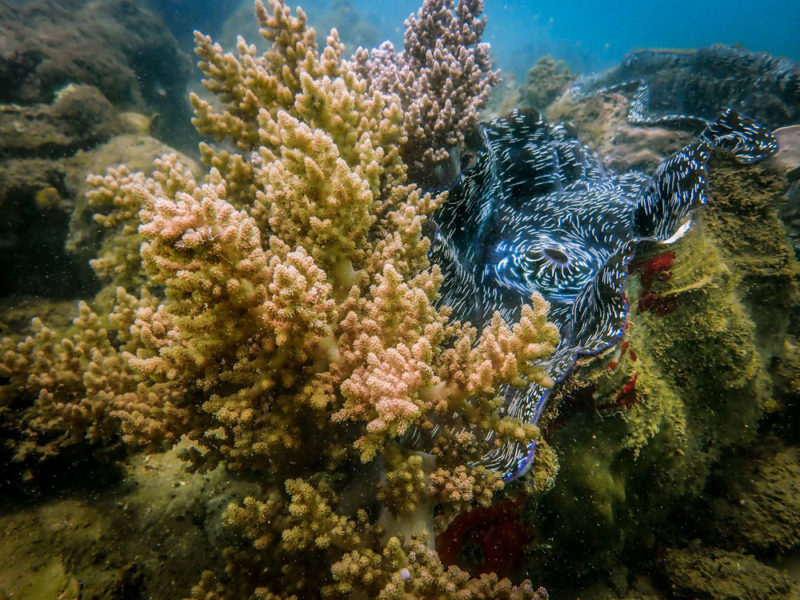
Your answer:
0;303;123;454
85;165;153;291
0;0;556;597
354;0;500;180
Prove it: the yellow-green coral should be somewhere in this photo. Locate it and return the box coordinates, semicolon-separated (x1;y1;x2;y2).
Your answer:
0;1;558;598
329;536;548;600
377;445;428;516
86;165;153;290
217;478;547;599
0;302;129;456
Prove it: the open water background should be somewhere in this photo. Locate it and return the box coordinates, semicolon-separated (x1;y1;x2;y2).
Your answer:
149;0;800;78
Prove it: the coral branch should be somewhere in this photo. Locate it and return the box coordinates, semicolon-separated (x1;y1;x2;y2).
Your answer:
354;0;499;179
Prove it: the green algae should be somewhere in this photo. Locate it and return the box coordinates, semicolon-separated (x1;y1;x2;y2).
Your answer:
703;156;800;354
702;441;800;553
661;547;795;600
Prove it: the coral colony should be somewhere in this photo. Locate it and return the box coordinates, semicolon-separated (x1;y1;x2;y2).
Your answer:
353;0;499;180
1;0;552;597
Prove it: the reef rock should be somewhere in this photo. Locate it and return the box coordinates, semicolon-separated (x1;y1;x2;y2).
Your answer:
572;44;800;129
661;547;795;600
547;92;694;173
0;442;258;600
0;84;121;159
0;0;191;141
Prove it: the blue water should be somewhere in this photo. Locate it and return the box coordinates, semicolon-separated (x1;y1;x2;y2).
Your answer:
151;0;800;78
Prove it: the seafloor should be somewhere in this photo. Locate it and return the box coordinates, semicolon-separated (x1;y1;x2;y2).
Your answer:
1;1;800;599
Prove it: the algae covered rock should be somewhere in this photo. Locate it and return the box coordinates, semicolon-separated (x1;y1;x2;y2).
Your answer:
703;155;800;355
526;155;799;587
661;547;794;600
704;442;800;553
573;45;800;129
546;91;694;172
0;84;121;159
523;55;576;112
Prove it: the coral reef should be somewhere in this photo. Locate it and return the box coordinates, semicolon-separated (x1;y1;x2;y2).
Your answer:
354;0;500;182
0;0;193;144
1;1;555;597
2;3;799;599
